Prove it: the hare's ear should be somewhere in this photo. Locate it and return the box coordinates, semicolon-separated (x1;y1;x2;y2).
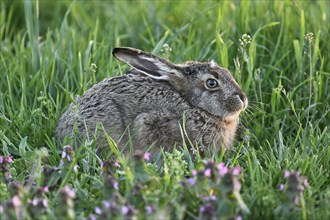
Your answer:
112;47;184;81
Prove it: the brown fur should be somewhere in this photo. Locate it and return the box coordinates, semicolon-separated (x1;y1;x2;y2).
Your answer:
55;47;247;155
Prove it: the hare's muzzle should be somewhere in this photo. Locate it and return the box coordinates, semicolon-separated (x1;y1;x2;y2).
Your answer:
226;92;248;113
239;93;248;110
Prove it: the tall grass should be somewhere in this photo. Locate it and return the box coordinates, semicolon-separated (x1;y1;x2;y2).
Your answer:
0;0;329;219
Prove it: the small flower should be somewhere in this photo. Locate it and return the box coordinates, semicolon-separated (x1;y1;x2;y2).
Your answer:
0;155;13;174
280;170;308;206
304;32;315;43
303;177;308;186
187;178;196;186
189;148;195;155
192;170;197;176
62;186;76;199
203;195;217;201
105;176;119;191
239;33;252;48
73;164;79;172
144;152;151;161
102;200;111;209
217;163;228;176
31;198;38;206
199;203;215;218
161;44;172;54
232;167;241;176
279;184;285;191
90;63;98;74
42;199;48;208
121;206;129;215
95;206;102;215
101;159;119;175
113;181;119;190
42;186;49;193
145;205;153;215
204;168;211;177
61;145;75;163
12;195;21;208
88;214;97;220
61;151;67;159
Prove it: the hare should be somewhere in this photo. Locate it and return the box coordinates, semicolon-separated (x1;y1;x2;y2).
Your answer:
55;47;248;155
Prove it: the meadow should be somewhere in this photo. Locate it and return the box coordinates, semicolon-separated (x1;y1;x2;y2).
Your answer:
0;0;329;219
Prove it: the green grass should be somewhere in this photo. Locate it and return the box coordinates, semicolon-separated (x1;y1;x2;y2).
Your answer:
0;0;329;219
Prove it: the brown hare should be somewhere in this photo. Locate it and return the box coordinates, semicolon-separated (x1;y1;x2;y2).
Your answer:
55;47;248;155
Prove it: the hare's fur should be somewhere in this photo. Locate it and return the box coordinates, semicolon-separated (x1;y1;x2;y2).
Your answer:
55;47;247;154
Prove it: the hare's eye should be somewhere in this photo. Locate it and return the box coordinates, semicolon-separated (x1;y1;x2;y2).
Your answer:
206;78;218;89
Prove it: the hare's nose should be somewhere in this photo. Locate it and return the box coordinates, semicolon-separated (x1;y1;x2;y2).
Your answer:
234;93;246;103
234;92;248;109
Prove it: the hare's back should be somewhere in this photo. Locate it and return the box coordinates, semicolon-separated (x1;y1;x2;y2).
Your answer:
55;73;185;142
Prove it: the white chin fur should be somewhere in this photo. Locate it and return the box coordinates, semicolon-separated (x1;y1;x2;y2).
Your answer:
224;111;240;123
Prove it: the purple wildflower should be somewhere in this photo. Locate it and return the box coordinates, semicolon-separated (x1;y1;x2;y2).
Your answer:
232;167;241;176
190;148;195;155
102;201;111;209
199;202;215;218
303;177;308;186
236;216;243;220
204;168;211;177
121;206;129;215
144;152;151;161
114;161;120;167
187;178;196;186
284;170;291;178
105;176;119;191
203;195;217;201
41;186;49;193
31;198;38;206
113;181;119;190
61;145;74;162
281;170;308;206
101;159;119;175
62;186;76;199
0;155;13;174
145;205;153;215
12;195;21;208
95;207;102;215
88;214;97;220
42;199;48;208
217;162;229;176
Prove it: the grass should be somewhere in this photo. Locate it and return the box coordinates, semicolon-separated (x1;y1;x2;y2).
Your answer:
0;0;329;219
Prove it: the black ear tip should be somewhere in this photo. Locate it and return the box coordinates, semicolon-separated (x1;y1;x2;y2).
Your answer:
112;47;143;57
112;47;122;57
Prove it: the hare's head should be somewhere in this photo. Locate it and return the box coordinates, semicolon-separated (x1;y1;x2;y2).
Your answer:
113;47;247;121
